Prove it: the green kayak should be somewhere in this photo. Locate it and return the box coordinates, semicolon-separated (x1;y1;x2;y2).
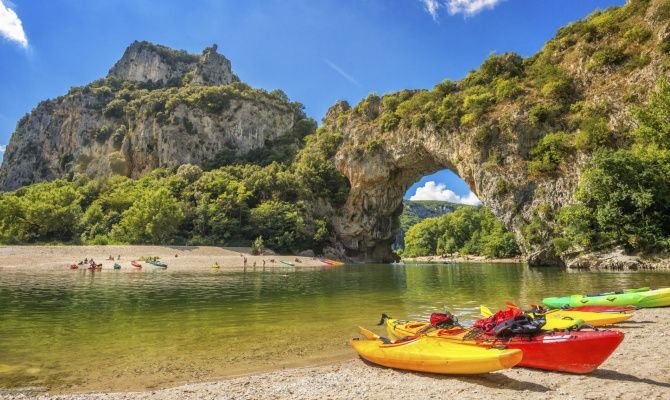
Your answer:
543;287;670;308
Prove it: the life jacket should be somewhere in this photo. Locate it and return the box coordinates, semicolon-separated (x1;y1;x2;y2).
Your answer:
473;304;545;336
429;312;458;328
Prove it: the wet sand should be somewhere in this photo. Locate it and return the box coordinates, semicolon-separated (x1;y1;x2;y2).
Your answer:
2;308;668;400
0;245;328;272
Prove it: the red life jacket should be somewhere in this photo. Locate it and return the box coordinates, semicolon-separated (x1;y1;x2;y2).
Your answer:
473;305;523;335
429;312;454;328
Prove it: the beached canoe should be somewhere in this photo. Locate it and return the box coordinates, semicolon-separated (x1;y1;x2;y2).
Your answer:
131;261;142;268
319;258;345;266
147;260;167;268
352;327;522;375
280;260;294;267
543;287;670;309
383;318;624;373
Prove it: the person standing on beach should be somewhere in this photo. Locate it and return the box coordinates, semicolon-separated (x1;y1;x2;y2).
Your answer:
243;257;247;268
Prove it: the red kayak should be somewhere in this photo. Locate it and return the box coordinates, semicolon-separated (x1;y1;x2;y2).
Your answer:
427;328;625;373
566;305;636;313
485;330;624;373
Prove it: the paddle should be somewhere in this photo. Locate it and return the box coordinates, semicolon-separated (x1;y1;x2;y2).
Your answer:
480;305;493;317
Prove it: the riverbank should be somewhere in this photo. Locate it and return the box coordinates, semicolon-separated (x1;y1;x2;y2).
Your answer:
2;308;667;400
402;254;523;264
0;245;328;271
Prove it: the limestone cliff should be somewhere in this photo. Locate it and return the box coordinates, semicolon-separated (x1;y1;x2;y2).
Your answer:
0;42;307;190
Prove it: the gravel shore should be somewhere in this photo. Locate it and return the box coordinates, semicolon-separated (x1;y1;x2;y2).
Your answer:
2;308;668;400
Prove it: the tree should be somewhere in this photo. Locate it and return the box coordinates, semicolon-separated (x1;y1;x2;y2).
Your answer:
111;187;184;243
249;200;306;252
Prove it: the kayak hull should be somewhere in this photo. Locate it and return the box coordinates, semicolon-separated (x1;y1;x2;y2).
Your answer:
385;319;624;373
351;335;522;375
566;306;636;313
543;288;670;308
543;309;632;328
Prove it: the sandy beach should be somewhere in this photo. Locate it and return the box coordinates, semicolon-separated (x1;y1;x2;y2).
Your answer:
0;245;328;272
1;308;668;400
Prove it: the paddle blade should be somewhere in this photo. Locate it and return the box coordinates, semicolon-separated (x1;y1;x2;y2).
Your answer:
358;326;380;340
480;305;493;317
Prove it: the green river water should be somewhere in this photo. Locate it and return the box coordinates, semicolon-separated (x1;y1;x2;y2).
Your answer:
2;263;670;393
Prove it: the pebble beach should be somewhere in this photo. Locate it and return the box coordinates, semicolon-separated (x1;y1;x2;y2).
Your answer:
1;308;668;400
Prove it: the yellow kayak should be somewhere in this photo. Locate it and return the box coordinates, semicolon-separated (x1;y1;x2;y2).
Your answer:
480;306;631;330
542;309;631;329
351;327;522;374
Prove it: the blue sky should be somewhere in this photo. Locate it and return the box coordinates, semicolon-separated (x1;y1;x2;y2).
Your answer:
0;0;624;200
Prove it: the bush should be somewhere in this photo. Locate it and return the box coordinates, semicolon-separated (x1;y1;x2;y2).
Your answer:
94;125;113;143
103;99;127;118
623;27;651;44
587;48;627;70
112;126;127;149
528;132;574;175
251;236;264;255
495;78;522;101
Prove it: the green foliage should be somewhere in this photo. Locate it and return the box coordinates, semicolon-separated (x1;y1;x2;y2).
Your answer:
251;236;264;255
495;78;523;101
462;85;495;118
112;126;127;149
0;180;83;243
403;206;519;258
587;47;627;70
0;124;350;252
623;27;651;44
103;99;127;118
379;112;400;132
528;132;574;175
110;187;184;244
249;200;306;252
94;125;113;143
528;103;561;126
556;81;670;253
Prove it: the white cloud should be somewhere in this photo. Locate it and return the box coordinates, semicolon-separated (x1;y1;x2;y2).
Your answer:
0;0;28;48
0;144;5;161
409;181;481;205
446;0;503;16
419;0;503;19
421;0;440;20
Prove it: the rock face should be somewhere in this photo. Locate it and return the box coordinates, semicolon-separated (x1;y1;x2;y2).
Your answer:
0;42;303;190
108;41;236;86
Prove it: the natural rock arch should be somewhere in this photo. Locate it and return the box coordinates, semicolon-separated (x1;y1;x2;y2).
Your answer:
322;92;583;268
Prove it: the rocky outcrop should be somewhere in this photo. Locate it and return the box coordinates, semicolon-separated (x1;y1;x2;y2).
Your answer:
108;41;236;87
564;247;670;271
0;42;303;190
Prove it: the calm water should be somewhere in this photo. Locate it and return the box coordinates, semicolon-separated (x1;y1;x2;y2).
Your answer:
2;263;670;392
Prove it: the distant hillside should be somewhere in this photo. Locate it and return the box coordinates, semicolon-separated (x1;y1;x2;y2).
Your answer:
394;200;465;249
